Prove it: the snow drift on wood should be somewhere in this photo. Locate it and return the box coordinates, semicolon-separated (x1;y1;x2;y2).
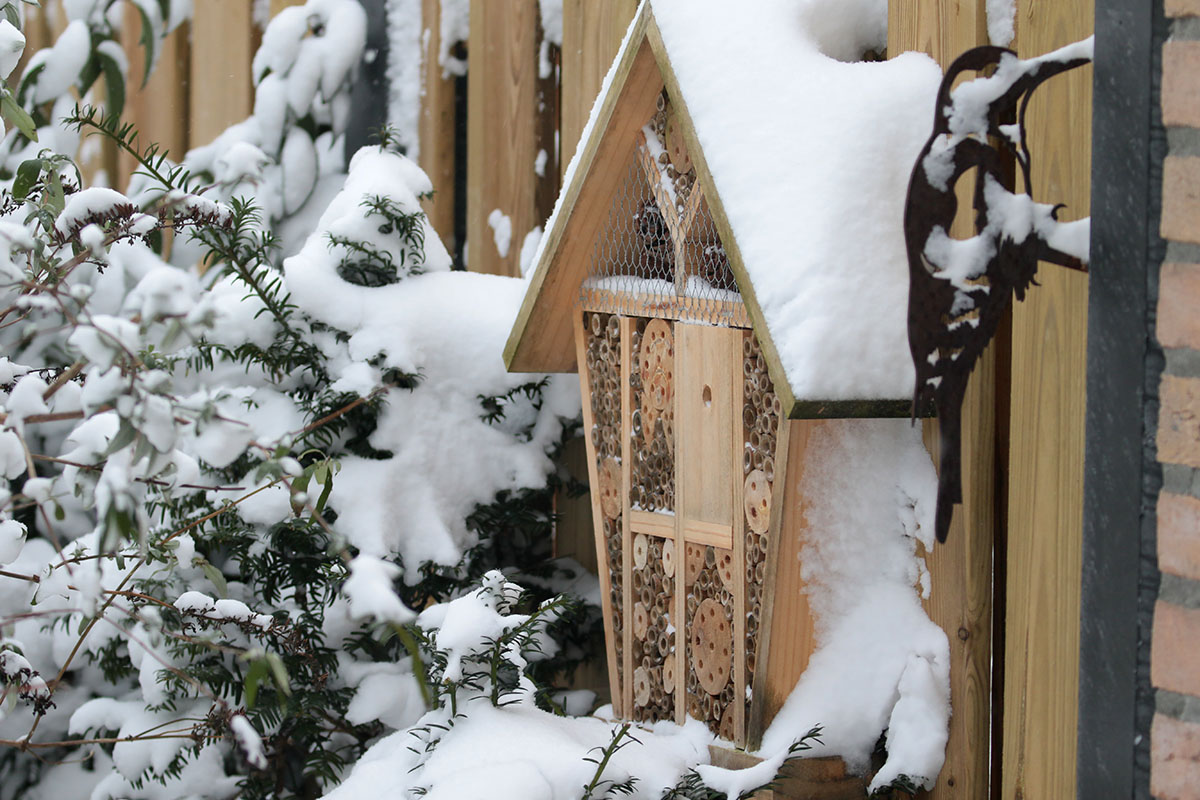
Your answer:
758;419;948;791
643;0;942;401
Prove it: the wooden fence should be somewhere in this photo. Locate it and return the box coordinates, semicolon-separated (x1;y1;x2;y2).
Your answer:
19;2;1093;797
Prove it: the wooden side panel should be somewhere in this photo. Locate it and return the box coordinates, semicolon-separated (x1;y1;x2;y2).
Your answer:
466;0;539;277
888;4;994;798
560;0;639;181
1002;3;1093;798
419;0;458;247
677;324;738;526
761;419;818;728
189;0;256;148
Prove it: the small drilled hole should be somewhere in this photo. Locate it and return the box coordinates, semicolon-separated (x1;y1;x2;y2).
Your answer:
702;385;712;406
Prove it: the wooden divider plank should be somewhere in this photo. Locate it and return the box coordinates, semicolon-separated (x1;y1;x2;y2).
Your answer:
189;0;257;149
465;0;539;277
888;3;993;798
1002;3;1093;798
559;0;639;181
574;308;621;710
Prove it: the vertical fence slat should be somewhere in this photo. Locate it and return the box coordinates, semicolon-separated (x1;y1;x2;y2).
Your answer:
189;0;257;149
1002;2;1093;798
119;10;190;189
465;0;539;277
888;3;993;799
559;0;638;182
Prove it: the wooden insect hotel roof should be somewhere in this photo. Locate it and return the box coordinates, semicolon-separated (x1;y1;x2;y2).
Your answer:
505;1;938;418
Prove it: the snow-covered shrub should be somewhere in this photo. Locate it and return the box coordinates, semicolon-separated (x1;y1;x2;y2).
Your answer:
0;7;595;798
325;571;823;800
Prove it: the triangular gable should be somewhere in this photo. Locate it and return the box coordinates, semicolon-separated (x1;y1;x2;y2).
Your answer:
505;3;920;419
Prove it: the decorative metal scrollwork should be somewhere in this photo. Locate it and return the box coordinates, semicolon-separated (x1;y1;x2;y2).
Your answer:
904;39;1093;542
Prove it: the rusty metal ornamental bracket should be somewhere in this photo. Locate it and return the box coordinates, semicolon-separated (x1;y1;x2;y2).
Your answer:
904;40;1093;543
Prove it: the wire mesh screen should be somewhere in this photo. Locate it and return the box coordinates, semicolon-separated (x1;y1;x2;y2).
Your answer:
580;95;749;328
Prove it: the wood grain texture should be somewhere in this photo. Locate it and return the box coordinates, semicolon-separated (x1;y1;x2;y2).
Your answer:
466;0;539;277
189;0;256;148
888;4;993;798
560;0;639;181
575;309;621;710
504;9;662;373
761;420;817;731
419;0;458;246
1002;2;1092;798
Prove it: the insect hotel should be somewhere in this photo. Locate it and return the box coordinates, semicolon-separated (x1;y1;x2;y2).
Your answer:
504;5;942;755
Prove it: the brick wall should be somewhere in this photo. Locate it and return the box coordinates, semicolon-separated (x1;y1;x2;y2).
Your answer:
1153;11;1200;799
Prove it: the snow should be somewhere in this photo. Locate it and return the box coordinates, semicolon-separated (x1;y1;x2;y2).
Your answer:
343;554;416;625
986;0;1016;46
230;714;269;769
488;208;513;258
437;0;469;77
284;148;578;578
54;187;134;240
519;226;543;276
325;698;714;800
0;519;25;565
644;0;941;402
537;0;563;79
0;19;25;80
758;420;948;790
23;19;90;104
385;0;423;157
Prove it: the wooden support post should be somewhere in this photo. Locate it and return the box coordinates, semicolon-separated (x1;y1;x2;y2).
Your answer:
1002;3;1093;798
465;0;540;276
888;3;993;799
189;0;257;149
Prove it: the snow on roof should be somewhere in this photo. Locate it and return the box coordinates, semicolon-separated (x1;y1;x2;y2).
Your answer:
650;0;942;401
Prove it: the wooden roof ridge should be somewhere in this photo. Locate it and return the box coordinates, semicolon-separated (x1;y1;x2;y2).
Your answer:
504;3;913;419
